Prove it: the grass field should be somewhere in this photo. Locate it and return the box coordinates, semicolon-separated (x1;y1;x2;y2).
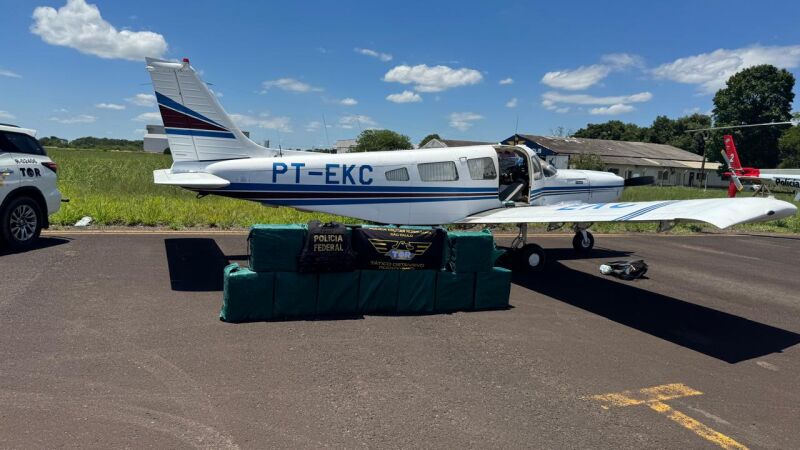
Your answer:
47;148;800;233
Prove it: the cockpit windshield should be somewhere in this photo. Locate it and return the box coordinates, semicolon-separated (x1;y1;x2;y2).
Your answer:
541;158;558;177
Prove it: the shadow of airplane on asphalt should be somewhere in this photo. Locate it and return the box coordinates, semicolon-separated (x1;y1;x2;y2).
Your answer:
515;248;800;364
0;236;71;256
164;238;237;291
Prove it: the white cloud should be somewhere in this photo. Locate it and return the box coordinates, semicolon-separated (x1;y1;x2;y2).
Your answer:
133;128;147;135
541;91;652;105
652;45;800;94
589;104;636;115
50;114;96;124
305;121;322;132
386;90;422;103
339;97;358;106
542;65;611;90
230;113;292;133
355;47;392;62
133;111;162;123
384;64;483;92
499;77;514;85
0;111;16;120
338;114;377;129
505;97;518;108
448;112;482;131
126;93;156;107
30;0;167;61
541;53;642;90
95;102;125;110
0;69;21;78
261;78;322;93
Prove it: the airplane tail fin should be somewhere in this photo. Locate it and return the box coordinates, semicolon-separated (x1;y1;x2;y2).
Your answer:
723;134;743;171
145;57;272;162
721;134;744;197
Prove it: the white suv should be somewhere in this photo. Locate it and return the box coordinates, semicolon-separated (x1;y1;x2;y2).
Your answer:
0;124;62;250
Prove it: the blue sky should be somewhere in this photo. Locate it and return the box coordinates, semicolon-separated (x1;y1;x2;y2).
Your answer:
1;0;800;149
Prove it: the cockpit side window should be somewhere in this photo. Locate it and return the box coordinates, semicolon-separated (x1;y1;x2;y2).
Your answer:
530;155;543;180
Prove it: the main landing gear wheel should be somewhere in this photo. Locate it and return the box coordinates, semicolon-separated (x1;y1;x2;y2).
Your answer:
572;231;594;254
516;243;546;274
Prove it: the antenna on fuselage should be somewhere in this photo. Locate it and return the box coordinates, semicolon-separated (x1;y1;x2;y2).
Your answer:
322;114;331;150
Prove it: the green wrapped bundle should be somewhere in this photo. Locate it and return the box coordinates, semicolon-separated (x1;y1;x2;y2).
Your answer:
220;264;274;323
249;224;307;272
474;267;512;310
447;229;498;272
397;270;435;314
434;271;475;312
358;270;399;314
317;271;360;316
274;272;318;318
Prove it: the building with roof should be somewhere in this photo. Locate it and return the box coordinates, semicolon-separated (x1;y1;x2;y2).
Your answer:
420;138;495;149
334;139;358;153
501;134;724;188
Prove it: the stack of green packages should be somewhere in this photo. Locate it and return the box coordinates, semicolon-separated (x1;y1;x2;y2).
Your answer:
437;229;511;312
221;224;512;322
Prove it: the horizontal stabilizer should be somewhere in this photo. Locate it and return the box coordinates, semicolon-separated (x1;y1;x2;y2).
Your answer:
153;169;230;189
459;197;797;229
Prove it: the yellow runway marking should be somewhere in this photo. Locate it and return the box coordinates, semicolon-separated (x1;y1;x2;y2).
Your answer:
586;383;747;450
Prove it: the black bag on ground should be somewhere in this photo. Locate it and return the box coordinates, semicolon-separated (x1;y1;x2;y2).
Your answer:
298;221;356;272
352;226;446;270
600;260;648;280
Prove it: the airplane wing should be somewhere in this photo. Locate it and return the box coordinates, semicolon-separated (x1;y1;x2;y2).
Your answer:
153;169;230;189
458;198;797;229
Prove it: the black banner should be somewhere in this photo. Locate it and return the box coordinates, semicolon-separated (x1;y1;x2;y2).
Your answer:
352;227;445;270
298;221;356;272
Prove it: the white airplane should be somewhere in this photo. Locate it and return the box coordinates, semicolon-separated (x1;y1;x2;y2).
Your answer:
147;58;797;273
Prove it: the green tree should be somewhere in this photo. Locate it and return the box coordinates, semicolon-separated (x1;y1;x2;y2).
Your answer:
711;64;795;167
645;113;711;153
353;129;412;152
39;136;69;148
418;133;440;148
778;125;800;168
573;120;646;141
570;153;605;171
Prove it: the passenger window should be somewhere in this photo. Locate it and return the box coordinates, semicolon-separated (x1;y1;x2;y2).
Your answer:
467;157;497;180
0;132;46;155
385;167;410;181
418;161;459;181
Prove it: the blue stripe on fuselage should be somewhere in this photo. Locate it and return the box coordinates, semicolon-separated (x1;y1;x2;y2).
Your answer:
224;183;498;193
259;195;497;206
166;128;236;139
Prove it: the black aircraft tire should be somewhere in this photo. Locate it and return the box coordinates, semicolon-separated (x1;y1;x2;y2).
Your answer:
572;231;594;254
515;244;546;274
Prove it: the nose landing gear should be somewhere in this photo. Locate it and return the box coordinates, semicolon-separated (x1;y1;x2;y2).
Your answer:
572;229;594;253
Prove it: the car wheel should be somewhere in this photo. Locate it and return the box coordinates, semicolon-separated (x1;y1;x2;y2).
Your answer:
1;196;43;250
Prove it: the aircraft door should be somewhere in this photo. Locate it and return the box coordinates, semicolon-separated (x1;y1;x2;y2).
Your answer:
529;153;546;205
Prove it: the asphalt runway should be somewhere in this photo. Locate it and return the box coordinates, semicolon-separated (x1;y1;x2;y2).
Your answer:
1;231;799;449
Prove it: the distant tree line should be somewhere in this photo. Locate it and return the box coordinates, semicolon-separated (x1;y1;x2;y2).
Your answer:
572;64;799;169
39;136;144;152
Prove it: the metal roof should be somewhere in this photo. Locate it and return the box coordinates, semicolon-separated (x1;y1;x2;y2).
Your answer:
516;134;705;162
